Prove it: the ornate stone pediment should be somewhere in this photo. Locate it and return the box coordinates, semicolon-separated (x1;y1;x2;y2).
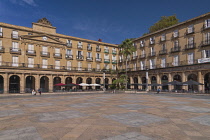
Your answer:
37;18;52;26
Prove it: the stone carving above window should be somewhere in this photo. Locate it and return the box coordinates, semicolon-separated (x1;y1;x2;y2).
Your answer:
37;18;52;26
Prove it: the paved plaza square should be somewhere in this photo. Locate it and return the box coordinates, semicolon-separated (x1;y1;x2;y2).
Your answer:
0;93;210;140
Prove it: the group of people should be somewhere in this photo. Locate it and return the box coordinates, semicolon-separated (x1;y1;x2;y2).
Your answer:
32;89;42;95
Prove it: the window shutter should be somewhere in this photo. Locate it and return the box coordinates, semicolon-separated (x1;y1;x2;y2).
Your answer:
202;50;206;58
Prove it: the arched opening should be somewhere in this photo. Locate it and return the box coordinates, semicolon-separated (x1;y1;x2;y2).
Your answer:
173;74;182;90
95;78;101;90
151;76;157;91
86;78;92;89
65;77;73;91
187;74;198;91
40;76;49;92
76;77;83;89
0;75;4;93
133;77;138;89
127;78;130;89
161;75;168;91
53;77;61;91
204;73;210;93
25;76;35;93
142;77;146;90
105;78;109;89
9;75;20;93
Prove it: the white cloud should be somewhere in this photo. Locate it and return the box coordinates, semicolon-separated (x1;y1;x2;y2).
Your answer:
22;0;37;6
9;0;37;6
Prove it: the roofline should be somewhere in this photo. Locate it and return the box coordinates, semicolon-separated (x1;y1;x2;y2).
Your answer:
133;12;210;41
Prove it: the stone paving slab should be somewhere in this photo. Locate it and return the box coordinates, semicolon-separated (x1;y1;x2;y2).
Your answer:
0;109;24;117
104;112;167;127
69;103;101;108
189;115;210;126
159;101;189;104
117;104;151;110
24;102;54;107
0;126;42;140
169;106;210;113
0;102;17;106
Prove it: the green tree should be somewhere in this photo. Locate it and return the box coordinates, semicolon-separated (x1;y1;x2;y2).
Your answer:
113;74;127;89
118;39;136;90
148;15;179;33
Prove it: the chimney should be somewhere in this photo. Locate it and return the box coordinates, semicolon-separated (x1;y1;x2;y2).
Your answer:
98;38;102;42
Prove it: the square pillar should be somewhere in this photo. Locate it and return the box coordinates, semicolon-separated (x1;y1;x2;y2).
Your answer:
35;75;40;91
198;71;204;93
49;75;53;92
3;73;8;94
20;74;25;93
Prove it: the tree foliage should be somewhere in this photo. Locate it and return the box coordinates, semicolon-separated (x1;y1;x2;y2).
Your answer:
113;75;127;89
149;15;179;33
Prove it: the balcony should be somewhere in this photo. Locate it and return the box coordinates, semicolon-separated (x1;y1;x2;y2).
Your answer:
26;50;36;56
112;50;117;54
10;48;21;55
185;29;194;35
87;46;92;51
40;51;50;57
76;55;84;60
96;48;101;52
112;60;117;64
139;54;146;59
11;34;19;40
65;54;73;60
132;56;138;60
201;40;210;48
170;46;181;53
104;49;109;53
77;45;83;49
66;43;72;48
95;58;102;62
184;43;196;50
0;46;5;53
104;59;110;63
202;25;210;31
86;57;93;61
148;52;156;57
149;41;155;45
171;34;179;40
159;38;166;43
159;49;167;55
53;53;62;59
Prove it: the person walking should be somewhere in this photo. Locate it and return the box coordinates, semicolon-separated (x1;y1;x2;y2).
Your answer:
38;88;42;95
157;87;161;94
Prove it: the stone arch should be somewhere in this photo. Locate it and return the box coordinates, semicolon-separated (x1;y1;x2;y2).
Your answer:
86;78;92;89
173;74;182;90
161;75;168;91
25;76;35;93
133;77;138;89
9;75;20;93
127;77;131;89
142;77;146;90
204;73;210;93
76;77;83;89
187;74;198;91
53;77;61;91
65;77;73;91
40;76;49;92
95;78;101;90
151;76;157;91
0;75;3;93
105;78;109;89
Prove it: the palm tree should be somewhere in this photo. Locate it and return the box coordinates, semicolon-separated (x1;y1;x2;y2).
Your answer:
118;39;136;90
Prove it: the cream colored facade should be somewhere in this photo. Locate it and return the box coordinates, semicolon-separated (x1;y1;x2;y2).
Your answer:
0;18;118;93
119;12;210;92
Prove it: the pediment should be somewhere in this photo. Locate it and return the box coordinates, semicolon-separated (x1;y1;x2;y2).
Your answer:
21;34;65;45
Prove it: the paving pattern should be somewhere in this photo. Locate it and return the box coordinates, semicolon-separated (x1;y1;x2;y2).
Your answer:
0;93;210;140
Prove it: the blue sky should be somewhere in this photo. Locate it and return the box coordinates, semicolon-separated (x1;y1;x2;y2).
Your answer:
1;0;210;44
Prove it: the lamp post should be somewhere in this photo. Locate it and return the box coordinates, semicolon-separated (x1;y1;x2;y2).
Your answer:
146;67;149;92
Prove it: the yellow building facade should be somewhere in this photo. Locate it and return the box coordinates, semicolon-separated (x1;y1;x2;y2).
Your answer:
118;12;210;93
0;18;118;93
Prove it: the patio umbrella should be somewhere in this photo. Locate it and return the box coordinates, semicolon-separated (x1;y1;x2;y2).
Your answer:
54;83;66;86
64;83;79;87
148;83;163;86
89;84;101;86
79;83;90;86
182;80;204;85
164;80;183;85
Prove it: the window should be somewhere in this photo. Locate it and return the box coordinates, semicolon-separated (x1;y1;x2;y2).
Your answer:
87;52;92;58
42;46;48;55
204;32;210;44
12;42;19;51
12;31;18;38
119;55;122;62
173;55;179;66
66;49;72;55
140;40;145;47
67;61;71;70
67;40;72;46
55;48;60;56
140;61;145;70
202;50;210;58
105;46;109;52
149;59;155;69
78;62;82;70
96;64;100;71
142;50;145;55
161;34;166;41
0;27;2;36
55;60;60;69
188;37;194;48
188;25;194;33
174;40;179;48
150;37;155;44
112;55;116;62
150;47;154;53
204;19;210;28
96;53;100;59
104;64;109;70
133;63;137;71
112;65;116;70
88;63;92;71
42;59;47;68
78;41;83;49
161;58;166;68
173;30;178;37
188;53;194;64
12;56;18;67
28;44;34;53
0;55;2;66
0;40;2;50
104;54;109;60
28;57;34;68
162;43;166;50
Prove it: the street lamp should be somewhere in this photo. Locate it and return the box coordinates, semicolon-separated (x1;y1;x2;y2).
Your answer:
102;69;106;91
146;67;149;92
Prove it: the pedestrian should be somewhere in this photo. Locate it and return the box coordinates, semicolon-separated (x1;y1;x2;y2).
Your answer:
32;89;36;95
38;88;41;95
157;87;161;94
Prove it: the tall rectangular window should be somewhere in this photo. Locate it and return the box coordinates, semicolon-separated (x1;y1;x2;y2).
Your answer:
140;61;145;70
112;65;116;70
67;40;72;46
174;40;179;48
12;56;18;67
173;30;178;37
67;61;71;70
205;19;210;28
87;52;92;58
78;62;82;71
0;55;2;66
150;37;155;44
42;59;47;68
140;40;145;47
161;34;166;41
55;60;60;69
66;49;72;55
133;63;137;71
0;27;2;36
161;58;166;68
28;57;34;68
188;37;194;48
0;40;2;50
188;53;194;64
202;50;210;58
162;43;166;50
42;46;48;55
173;55;179;66
204;32;210;44
12;31;18;38
88;63;91;71
55;48;60;56
28;44;34;53
96;64;100;71
150;59;155;69
188;25;194;33
12;42;19;51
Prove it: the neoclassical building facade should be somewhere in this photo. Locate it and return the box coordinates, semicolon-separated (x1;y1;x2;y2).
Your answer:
0;18;118;93
118;12;210;92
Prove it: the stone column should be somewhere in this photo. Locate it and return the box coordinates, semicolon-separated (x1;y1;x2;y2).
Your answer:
20;74;25;93
61;75;65;84
35;75;40;91
3;73;9;94
198;71;204;92
168;73;172;91
130;77;134;89
182;72;187;91
156;74;160;84
147;75;151;91
49;75;53;92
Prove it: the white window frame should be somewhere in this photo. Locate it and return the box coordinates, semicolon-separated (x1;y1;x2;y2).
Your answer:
12;31;18;38
28;57;34;68
161;34;166;41
161;58;166;68
12;56;18;67
67;61;71;70
0;27;2;36
188;53;194;64
55;60;60;69
173;55;179;66
188;25;194;33
173;30;178;37
205;19;210;28
42;59;48;68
